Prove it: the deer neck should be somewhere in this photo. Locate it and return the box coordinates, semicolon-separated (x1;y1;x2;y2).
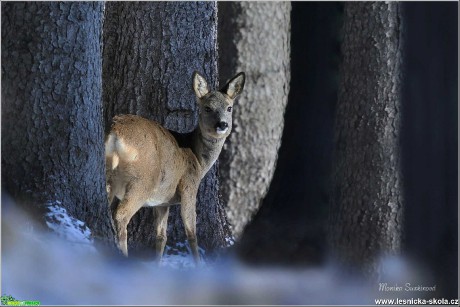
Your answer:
192;128;226;177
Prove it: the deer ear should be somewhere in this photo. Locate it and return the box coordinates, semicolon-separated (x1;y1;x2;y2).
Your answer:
192;71;209;99
221;72;245;99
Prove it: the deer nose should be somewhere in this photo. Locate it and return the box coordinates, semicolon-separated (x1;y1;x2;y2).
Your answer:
216;121;228;130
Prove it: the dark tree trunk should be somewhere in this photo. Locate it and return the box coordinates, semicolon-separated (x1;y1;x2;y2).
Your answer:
328;2;403;276
237;2;342;265
401;2;458;299
217;2;291;238
102;2;231;256
1;2;114;241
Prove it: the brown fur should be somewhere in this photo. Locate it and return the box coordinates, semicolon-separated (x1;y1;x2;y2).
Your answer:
105;71;245;263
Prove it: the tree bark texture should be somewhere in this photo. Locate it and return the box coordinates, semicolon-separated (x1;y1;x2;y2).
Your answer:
1;2;114;241
328;2;403;275
218;2;291;238
102;2;231;255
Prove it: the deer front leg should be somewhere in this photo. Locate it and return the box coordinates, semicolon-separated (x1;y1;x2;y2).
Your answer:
154;206;170;262
180;197;201;264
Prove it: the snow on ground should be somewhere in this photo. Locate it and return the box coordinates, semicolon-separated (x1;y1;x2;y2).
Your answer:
2;198;432;305
160;243;204;270
44;201;93;244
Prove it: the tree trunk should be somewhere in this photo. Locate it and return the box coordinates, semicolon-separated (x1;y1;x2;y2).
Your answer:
236;2;342;265
401;2;457;298
328;2;403;276
218;2;291;238
1;2;114;241
102;2;231;256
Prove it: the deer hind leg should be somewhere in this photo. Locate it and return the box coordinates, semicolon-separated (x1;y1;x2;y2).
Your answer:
180;198;201;264
104;167;118;235
105;159;114;202
154;206;170;262
105;182;118;236
113;183;145;257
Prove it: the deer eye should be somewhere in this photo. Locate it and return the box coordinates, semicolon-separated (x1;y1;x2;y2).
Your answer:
204;107;212;113
227;106;233;112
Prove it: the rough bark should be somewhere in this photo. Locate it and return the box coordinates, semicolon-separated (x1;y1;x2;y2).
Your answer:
1;2;114;241
328;2;403;276
218;2;291;238
102;2;231;256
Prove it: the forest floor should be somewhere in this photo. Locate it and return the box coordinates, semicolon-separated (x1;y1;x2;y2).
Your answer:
2;199;424;305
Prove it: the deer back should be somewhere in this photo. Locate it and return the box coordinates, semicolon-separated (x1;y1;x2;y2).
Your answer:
105;114;199;205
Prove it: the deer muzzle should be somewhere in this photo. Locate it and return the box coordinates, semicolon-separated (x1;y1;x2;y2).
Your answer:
215;121;229;134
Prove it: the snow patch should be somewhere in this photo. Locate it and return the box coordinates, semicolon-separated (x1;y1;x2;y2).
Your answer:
160;242;207;270
44;201;93;244
2;198;436;305
225;235;235;246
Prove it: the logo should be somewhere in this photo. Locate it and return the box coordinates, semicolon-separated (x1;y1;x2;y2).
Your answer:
1;295;40;306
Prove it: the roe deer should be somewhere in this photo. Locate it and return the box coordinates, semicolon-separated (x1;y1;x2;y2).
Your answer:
105;71;245;263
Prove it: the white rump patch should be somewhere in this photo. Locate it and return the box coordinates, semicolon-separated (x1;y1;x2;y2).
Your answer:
105;133;117;156
111;154;119;170
107;135;139;163
119;140;138;161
